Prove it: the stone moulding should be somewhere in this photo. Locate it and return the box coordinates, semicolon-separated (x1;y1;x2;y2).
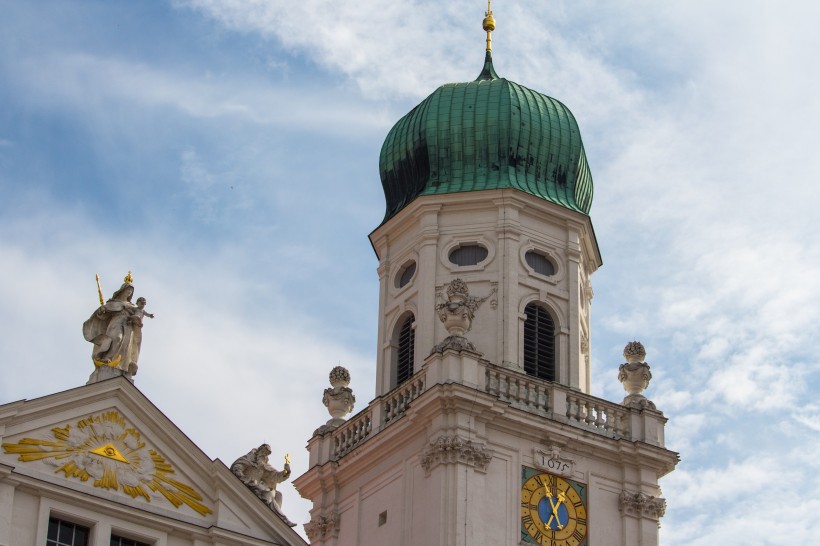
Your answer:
304;511;340;542
420;435;493;475
619;490;667;521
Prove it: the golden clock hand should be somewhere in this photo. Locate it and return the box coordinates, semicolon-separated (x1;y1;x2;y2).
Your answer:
546;492;565;530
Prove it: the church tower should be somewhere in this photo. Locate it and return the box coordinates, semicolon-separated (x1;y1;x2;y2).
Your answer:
294;7;677;545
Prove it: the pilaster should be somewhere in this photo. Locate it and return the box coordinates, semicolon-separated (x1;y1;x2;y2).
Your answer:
0;466;15;546
493;198;523;370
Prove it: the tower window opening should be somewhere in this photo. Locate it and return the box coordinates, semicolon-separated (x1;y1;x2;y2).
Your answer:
396;261;417;288
396;315;415;385
523;302;555;381
525;250;555;276
449;244;488;266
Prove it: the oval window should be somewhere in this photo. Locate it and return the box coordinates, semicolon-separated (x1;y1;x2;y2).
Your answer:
396;261;417;288
449;244;488;266
525;251;555;276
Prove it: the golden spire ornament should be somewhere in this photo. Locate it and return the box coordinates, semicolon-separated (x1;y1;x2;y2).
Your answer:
482;0;495;52
95;273;104;306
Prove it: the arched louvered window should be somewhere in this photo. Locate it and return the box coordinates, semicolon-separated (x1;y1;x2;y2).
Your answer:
396;315;415;386
523;302;555;381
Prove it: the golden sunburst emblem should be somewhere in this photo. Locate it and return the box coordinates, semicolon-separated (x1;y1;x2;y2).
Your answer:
2;410;211;516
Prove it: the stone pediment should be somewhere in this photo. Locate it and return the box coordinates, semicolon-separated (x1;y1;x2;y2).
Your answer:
0;376;305;545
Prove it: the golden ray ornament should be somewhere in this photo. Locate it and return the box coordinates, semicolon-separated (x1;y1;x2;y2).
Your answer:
2;410;212;516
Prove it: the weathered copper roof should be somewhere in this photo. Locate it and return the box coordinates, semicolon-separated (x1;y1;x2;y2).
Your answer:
378;52;593;222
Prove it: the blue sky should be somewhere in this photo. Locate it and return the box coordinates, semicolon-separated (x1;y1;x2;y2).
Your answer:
2;1;819;543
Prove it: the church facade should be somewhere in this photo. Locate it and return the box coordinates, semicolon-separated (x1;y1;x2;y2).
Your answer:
293;10;677;546
0;375;307;546
0;8;676;546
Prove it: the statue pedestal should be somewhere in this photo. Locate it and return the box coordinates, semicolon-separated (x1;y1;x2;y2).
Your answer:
87;364;133;385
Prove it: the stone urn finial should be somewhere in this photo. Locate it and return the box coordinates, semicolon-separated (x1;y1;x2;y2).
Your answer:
322;366;355;428
618;341;656;410
431;278;496;355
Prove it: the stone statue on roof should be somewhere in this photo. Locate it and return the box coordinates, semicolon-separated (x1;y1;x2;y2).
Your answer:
231;443;296;527
83;272;153;384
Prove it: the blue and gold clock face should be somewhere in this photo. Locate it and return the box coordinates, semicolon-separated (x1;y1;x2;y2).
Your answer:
521;467;587;546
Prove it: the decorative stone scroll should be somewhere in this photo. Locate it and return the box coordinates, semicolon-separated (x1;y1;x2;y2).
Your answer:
430;334;480;355
617;341;657;410
580;333;590;369
584;279;594;302
533;446;575;477
304;511;340;542
420;435;493;476
430;278;496;355
619;490;667;521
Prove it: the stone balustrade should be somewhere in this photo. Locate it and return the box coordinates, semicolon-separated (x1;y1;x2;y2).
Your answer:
382;374;426;426
332;411;372;459
316;352;666;464
329;372;426;459
565;390;630;438
485;366;551;416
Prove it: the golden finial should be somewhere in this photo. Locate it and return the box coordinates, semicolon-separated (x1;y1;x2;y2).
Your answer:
123;271;134;284
95;274;104;306
482;0;495;52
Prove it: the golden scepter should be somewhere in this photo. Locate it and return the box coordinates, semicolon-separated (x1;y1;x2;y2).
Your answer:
95;274;104;306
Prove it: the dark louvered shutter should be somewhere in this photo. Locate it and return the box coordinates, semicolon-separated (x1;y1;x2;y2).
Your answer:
523;303;555;381
396;315;415;385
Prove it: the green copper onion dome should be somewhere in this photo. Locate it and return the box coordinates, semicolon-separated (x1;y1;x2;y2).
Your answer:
378;52;593;222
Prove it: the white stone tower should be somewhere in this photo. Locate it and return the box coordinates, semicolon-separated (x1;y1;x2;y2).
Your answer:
294;8;677;545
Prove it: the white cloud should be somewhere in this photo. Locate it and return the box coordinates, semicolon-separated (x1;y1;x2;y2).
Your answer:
663;444;820;545
7;51;391;136
3;1;820;542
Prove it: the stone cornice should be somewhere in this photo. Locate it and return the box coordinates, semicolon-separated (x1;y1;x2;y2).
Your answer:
369;188;601;266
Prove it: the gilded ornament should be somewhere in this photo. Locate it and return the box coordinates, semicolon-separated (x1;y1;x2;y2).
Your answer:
521;467;588;546
482;1;495;52
1;411;212;516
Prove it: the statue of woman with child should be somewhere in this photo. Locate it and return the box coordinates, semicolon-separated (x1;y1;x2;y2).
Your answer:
83;272;153;383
